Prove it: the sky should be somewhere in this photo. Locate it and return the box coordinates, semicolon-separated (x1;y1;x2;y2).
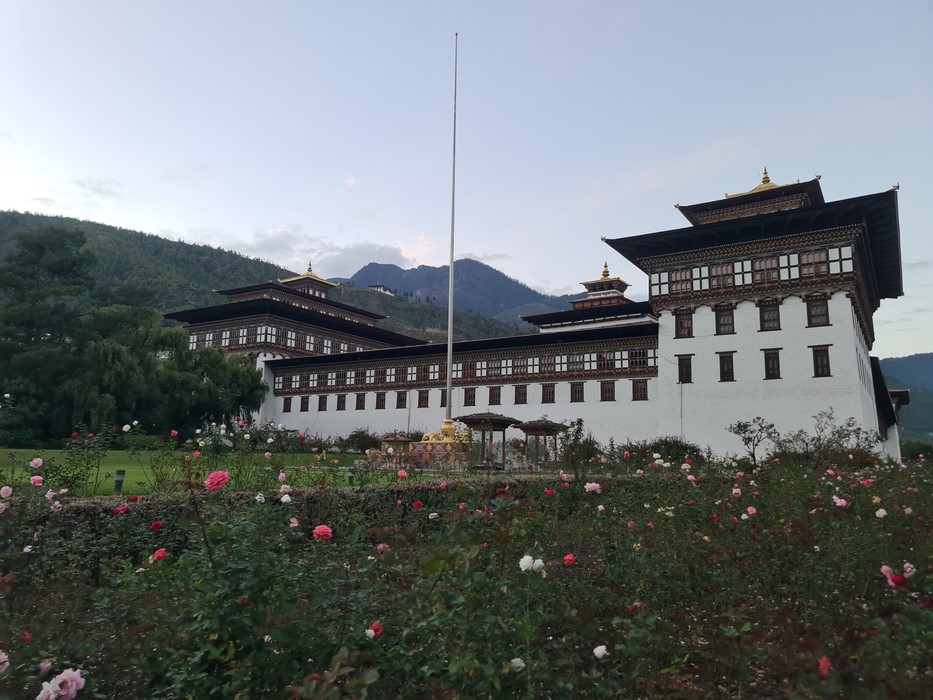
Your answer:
2;1;931;359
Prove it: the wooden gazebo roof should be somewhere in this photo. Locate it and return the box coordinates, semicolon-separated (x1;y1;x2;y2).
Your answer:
454;412;520;430
511;419;568;436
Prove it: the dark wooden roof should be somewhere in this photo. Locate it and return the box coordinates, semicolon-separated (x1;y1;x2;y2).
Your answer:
676;178;826;225
215;282;385;320
523;300;654;326
604;190;902;300
512;419;568;435
164;298;427;347
455;412;520;429
266;323;659;370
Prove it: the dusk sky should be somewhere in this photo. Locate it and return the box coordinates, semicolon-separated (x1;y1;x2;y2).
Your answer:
2;1;931;359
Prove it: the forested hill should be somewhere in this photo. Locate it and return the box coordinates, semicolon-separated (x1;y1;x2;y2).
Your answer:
0;211;523;340
0;211;296;311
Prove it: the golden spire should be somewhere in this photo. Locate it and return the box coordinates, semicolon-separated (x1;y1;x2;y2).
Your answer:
601;262;610;279
761;167;770;184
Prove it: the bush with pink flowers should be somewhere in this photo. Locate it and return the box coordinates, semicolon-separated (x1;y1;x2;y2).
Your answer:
0;450;930;698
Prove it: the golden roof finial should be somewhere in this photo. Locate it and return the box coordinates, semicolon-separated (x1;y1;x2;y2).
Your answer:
601;262;610;279
761;167;770;185
306;261;314;275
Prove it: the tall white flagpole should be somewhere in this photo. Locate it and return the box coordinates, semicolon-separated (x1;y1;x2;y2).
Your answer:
443;33;458;426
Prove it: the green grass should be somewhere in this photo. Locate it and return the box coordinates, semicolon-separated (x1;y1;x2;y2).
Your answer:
2;449;365;495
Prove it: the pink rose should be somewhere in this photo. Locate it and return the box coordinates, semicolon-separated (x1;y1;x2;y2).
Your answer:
30;476;44;487
0;485;11;499
203;471;230;491
50;668;86;700
312;524;333;540
30;457;43;469
264;452;272;459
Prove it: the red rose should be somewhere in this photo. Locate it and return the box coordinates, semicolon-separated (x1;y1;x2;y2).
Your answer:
170;429;178;438
413;501;423;510
368;620;383;638
563;554;576;566
128;495;139;503
150;520;163;532
71;432;79;439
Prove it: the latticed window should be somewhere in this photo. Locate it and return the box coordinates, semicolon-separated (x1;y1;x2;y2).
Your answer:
464;387;476;407
600;381;615;402
542;383;556;404
513;357;528;375
715;305;734;335
336;395;346;411
669;268;692;294
764;350;781;380
439;389;447;408
417;365;430;382
568;354;585;372
710;262;734;289
597;352;616;371
487;359;502;377
677;356;693;384
355;394;366;410
540;356;556;374
628;349;648;368
489;386;501;405
395;392;407;409
375;392;386;410
753;257;779;285
282;397;292;413
674;309;693;338
418;390;429;408
631;379;648;401
514;385;528;404
300;396;309;412
812;347;831;377
800;249;828;277
318;395;328;411
570;382;584;403
463;361;477;379
759;299;781;331
719;353;735;382
807;296;830;327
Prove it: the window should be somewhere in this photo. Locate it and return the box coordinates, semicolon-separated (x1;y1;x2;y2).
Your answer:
489;386;501;405
514;385;528;404
375;368;387;385
355;393;366;410
812;346;831;377
336;394;346;411
487;359;502;377
759;299;781;331
677;355;693;384
540;356;556;375
718;352;735;382
799;249;828;277
375;392;386;410
464;387;476;407
513;357;528;375
827;245;854;275
600;381;615;402
462;361;477;379
715;305;734;335
597;352;616;371
631;379;648;401
806;295;830;327
542;383;556;404
628;349;648;368
417;365;430;382
710;262;734;290
440;389;447;408
300;396;309;412
764;350;781;380
570;382;585;403
418;390;429;408
568;353;585;372
674;309;693;338
283;397;292;413
753;257;778;285
395;392;407;409
669;268;692;294
318;395;328;411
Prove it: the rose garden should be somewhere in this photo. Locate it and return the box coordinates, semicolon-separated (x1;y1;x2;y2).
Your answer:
0;419;931;699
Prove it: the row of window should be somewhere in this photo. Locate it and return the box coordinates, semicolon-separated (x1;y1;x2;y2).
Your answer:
273;348;659;392
673;296;830;338
675;346;832;384
650;245;854;297
280;379;653;413
189;325;365;354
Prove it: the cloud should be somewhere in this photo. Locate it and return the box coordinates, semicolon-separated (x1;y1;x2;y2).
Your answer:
29;197;57;207
73;177;123;199
903;259;933;271
316;242;414;278
342;175;357;187
461;251;512;265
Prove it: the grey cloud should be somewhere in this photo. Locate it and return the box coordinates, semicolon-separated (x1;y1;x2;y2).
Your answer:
73;177;123;199
29;197;57;206
903;259;933;271
315;242;414;278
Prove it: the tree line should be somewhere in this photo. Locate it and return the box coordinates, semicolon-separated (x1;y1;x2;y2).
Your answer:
0;227;266;445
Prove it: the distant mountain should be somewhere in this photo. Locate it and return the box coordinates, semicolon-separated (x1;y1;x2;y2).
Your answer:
341;259;579;328
881;353;933;442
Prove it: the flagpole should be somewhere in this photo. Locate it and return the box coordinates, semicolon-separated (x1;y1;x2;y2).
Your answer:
443;33;458;426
